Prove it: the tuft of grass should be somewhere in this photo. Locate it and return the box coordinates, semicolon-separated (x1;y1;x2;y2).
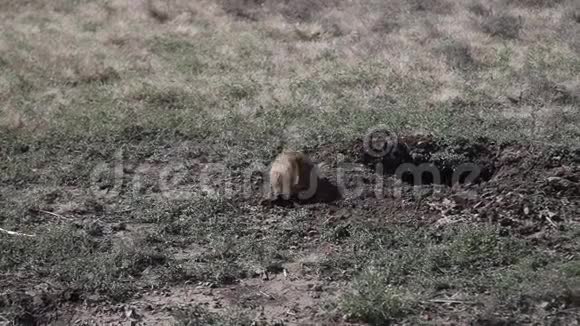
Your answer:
434;38;478;71
571;2;580;23
506;0;564;8
467;1;492;16
409;0;454;14
221;0;340;22
341;268;415;324
481;13;523;39
220;0;265;21
145;0;171;23
371;17;401;34
275;0;341;22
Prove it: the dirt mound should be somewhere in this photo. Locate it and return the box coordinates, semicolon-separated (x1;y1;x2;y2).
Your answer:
310;135;579;231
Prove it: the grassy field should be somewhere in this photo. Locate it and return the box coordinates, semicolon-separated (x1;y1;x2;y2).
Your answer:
1;0;579;324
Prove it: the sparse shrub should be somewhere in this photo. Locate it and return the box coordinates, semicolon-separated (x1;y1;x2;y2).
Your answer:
481;13;523;39
223;80;258;102
220;0;265;21
371;0;405;34
526;73;560;105
320;19;345;37
144;0;198;23
73;60;120;85
554;81;580;105
435;38;478;71
571;2;580;23
276;0;341;22
138;88;194;110
409;0;454;14
146;0;170;23
372;16;401;34
467;1;492;16
113;245;167;277
505;0;564;8
222;0;341;22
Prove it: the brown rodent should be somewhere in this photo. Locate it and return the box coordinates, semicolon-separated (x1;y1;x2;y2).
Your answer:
268;151;318;201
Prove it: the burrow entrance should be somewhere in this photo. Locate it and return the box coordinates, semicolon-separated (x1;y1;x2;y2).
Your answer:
354;134;498;187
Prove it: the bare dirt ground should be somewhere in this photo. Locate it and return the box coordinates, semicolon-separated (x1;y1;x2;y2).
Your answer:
2;134;579;325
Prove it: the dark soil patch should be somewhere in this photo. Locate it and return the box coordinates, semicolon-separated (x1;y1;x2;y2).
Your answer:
352;134;498;186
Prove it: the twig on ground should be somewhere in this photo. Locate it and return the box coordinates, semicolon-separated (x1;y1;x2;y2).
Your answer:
544;214;558;229
259;291;276;300
0;227;35;237
39;209;70;221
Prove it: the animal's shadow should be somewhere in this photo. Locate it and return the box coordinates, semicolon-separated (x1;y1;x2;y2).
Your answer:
261;176;341;207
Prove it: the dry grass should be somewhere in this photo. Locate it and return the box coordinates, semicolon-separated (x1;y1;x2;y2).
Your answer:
506;0;564;8
481;12;523;39
0;0;577;145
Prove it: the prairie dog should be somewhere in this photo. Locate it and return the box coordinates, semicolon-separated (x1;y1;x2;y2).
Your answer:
268;151;318;200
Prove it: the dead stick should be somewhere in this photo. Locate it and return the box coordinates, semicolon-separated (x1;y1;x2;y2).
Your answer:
39;210;70;220
0;227;35;237
545;215;558;229
259;291;275;300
